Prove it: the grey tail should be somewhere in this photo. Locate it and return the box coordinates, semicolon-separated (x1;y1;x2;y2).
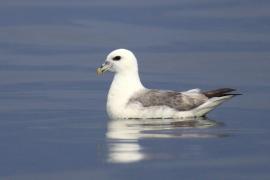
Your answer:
203;88;241;98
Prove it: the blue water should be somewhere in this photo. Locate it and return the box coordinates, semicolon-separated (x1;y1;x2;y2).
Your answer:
1;1;270;179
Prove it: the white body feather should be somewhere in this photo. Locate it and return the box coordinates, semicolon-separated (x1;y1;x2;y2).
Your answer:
106;71;233;119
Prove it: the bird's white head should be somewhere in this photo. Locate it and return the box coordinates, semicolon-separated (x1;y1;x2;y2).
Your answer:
97;49;139;75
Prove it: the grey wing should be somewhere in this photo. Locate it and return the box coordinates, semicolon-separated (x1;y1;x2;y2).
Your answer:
129;89;208;111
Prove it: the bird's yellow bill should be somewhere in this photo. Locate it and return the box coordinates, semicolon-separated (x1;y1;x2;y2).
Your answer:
96;67;104;75
96;62;112;75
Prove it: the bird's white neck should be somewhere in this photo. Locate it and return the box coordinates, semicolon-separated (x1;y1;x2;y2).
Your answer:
106;71;145;118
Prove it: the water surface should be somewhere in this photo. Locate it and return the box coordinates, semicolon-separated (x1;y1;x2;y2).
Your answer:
1;0;270;179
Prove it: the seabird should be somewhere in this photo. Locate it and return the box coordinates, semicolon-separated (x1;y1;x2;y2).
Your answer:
97;49;240;119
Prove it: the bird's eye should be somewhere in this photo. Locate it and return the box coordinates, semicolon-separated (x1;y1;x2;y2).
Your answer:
112;56;121;61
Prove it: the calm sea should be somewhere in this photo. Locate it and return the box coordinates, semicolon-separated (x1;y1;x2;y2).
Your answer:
0;0;270;179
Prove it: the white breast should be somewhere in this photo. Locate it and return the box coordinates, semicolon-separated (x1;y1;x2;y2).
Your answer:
106;72;144;119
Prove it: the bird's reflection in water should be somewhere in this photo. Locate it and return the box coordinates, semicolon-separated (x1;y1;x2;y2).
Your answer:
106;117;227;163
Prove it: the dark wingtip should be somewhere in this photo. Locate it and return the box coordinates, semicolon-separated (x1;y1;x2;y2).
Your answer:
228;93;242;96
203;88;241;98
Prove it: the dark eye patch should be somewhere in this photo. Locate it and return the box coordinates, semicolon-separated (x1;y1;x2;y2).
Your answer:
112;56;121;61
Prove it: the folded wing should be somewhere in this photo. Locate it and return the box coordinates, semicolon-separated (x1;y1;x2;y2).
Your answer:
129;89;208;111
